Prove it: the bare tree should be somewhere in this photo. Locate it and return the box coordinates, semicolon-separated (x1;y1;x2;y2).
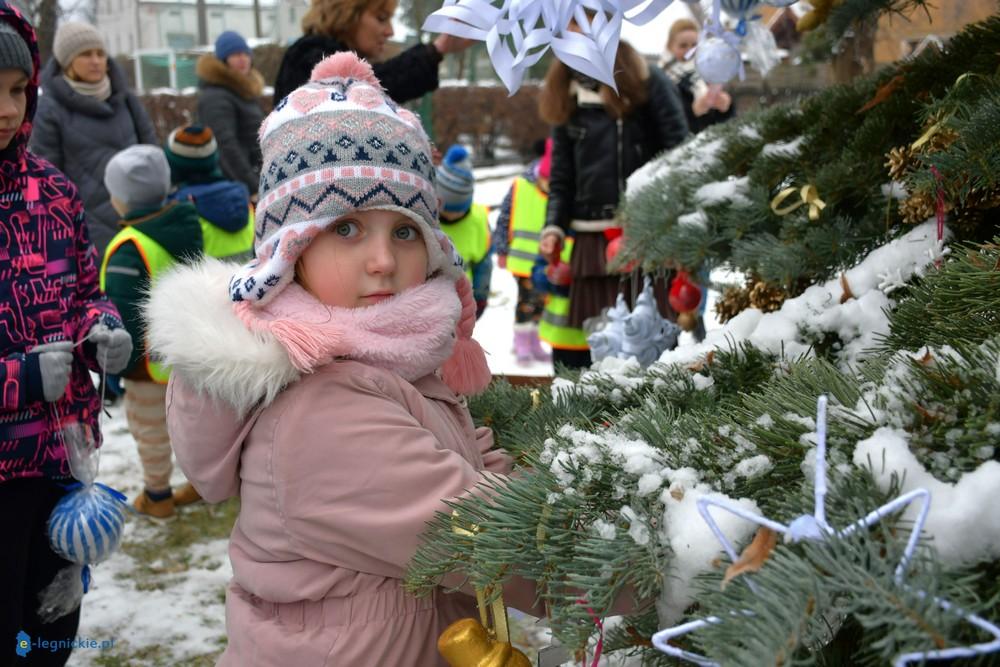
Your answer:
396;0;440;41
62;0;96;23
10;0;96;63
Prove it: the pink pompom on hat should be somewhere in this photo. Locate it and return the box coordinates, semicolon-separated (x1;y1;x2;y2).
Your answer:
229;52;490;395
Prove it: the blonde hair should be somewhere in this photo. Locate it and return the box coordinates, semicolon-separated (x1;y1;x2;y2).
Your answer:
537;41;649;125
301;0;395;41
667;19;700;49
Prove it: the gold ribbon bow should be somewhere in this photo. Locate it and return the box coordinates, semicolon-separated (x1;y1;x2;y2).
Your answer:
770;184;827;221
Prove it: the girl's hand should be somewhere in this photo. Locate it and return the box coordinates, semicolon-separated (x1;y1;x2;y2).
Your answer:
29;341;74;402
714;90;732;113
432;34;475;55
88;324;133;374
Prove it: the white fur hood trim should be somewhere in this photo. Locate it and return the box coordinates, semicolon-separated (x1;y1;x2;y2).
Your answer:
144;258;300;416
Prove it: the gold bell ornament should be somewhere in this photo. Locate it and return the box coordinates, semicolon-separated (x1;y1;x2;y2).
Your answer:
437;597;531;667
438;515;531;667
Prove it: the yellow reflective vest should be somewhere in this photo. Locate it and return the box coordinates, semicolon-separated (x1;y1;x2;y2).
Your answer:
440;203;491;283
538;237;590;351
200;206;255;261
99;227;174;384
505;177;547;278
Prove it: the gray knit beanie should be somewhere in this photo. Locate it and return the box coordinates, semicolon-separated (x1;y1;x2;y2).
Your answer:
0;22;32;77
53;21;105;68
104;145;172;212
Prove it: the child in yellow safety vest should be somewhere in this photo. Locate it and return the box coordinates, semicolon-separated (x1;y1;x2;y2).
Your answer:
435;145;492;319
494;138;553;364
164;124;255;262
100;145;204;519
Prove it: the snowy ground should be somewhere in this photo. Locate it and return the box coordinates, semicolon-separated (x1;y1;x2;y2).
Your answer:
66;166;724;665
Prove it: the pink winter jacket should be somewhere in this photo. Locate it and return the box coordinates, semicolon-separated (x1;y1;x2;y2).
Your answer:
147;260;542;666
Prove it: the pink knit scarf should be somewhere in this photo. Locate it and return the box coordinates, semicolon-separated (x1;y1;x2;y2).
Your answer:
234;277;461;383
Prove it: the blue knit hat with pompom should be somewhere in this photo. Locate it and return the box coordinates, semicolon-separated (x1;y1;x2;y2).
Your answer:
435;145;475;214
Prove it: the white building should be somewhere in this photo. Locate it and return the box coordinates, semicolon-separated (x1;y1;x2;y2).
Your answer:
95;0;310;55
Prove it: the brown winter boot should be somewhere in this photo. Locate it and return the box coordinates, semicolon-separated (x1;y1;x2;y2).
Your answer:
133;490;175;519
172;483;203;507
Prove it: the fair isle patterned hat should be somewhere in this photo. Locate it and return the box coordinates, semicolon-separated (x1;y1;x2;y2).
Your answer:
229;52;464;306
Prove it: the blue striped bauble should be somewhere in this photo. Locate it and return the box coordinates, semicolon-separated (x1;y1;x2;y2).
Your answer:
719;0;762;17
48;484;128;565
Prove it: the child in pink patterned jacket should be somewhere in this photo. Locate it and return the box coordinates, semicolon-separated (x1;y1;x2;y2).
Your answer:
146;53;544;665
0;5;131;666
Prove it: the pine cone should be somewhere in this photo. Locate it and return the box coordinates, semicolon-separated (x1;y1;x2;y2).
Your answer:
748;280;787;313
885;146;912;181
926;127;959;153
946;205;984;230
899;192;936;225
715;285;751;323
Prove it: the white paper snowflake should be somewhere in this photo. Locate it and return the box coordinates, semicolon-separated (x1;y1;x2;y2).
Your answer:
651;396;1000;667
423;0;677;93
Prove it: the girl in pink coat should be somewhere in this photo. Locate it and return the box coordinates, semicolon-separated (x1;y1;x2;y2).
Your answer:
145;53;541;665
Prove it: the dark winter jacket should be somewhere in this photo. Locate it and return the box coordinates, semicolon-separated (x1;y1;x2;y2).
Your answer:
30;57;158;254
273;33;442;105
0;3;125;483
545;66;689;231
196;55;265;196
102;202;203;380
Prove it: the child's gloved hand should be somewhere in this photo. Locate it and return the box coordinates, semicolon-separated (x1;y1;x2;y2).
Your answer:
29;341;74;402
87;324;133;374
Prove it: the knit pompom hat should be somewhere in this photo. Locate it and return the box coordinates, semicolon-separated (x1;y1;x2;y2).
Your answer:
164;125;219;182
435;144;475;214
231;52;462;305
52;21;104;68
229;52;489;393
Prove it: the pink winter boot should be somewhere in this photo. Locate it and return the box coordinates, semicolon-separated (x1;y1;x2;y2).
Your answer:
513;326;533;365
527;325;551;362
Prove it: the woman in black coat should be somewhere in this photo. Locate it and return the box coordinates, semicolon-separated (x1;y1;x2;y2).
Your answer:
196;31;265;197
274;0;470;105
537;40;690;369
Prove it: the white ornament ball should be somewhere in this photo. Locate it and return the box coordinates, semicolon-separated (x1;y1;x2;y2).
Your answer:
695;37;742;84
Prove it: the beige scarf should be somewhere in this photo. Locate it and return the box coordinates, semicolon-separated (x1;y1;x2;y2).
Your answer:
63;74;112;102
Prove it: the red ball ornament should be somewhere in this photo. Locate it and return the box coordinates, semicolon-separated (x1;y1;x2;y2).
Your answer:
605;236;637;273
669;271;702;313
